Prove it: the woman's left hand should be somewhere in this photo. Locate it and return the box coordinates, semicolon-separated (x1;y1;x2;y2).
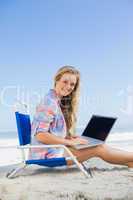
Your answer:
65;135;79;140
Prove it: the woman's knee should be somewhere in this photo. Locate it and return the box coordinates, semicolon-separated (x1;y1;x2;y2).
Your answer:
95;144;107;157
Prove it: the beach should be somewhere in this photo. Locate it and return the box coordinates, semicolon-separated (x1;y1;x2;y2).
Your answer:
0;158;133;200
0;132;133;200
0;0;132;198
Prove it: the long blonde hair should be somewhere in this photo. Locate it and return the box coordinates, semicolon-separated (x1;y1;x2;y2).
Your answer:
54;66;80;136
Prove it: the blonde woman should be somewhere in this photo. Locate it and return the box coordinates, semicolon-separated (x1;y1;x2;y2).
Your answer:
30;66;133;170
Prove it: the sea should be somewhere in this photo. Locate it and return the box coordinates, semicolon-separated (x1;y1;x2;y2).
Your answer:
0;130;133;167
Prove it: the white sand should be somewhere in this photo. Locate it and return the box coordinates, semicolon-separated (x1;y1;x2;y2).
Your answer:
0;133;133;199
0;158;133;200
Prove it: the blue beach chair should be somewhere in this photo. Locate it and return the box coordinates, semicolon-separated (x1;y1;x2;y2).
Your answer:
6;112;92;178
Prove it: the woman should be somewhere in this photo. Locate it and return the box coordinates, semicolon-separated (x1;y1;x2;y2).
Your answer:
30;66;133;169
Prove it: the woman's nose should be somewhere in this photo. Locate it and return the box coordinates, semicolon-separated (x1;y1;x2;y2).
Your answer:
66;83;72;90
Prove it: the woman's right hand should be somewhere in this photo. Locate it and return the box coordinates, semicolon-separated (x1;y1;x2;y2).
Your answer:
66;137;88;146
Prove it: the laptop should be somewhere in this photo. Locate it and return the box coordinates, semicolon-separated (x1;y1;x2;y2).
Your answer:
73;115;117;149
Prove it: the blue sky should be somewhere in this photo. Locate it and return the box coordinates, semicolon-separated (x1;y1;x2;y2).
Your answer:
0;0;133;132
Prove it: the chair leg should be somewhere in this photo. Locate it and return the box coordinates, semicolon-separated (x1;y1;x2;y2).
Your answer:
82;163;93;178
6;163;27;179
76;162;92;178
63;146;92;178
71;158;92;178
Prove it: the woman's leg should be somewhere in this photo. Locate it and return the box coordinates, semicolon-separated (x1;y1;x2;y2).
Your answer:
67;144;133;168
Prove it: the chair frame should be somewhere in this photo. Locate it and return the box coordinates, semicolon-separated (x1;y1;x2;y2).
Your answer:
0;111;93;179
1;144;92;178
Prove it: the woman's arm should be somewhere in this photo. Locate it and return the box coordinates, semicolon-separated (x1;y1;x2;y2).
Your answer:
36;132;88;147
36;132;73;146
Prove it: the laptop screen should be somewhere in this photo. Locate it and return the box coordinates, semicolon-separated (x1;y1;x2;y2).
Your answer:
82;115;117;141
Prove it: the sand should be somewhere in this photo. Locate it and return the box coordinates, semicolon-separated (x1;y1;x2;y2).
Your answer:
0;158;133;200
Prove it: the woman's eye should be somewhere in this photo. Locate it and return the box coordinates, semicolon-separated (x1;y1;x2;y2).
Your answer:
70;83;75;87
62;80;75;87
63;80;68;84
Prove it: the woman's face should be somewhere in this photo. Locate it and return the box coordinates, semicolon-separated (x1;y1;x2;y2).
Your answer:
55;73;77;97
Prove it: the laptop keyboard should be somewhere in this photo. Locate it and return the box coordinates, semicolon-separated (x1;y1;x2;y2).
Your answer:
74;137;104;149
81;136;101;143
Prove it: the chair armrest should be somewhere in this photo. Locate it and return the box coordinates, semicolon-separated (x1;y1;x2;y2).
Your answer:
0;144;77;161
0;144;65;149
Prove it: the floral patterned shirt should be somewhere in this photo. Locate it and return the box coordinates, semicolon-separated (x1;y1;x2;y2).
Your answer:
29;89;67;159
